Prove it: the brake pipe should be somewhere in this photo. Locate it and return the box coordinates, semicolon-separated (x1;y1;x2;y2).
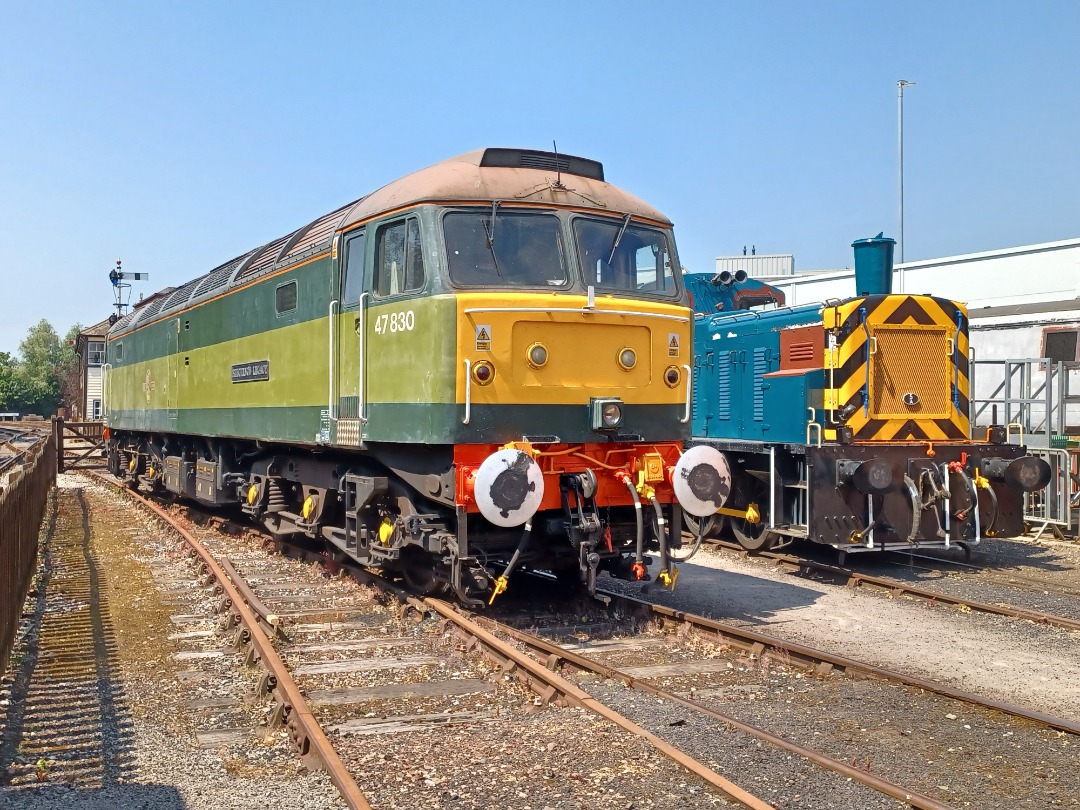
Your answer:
615;471;645;579
489;520;532;604
649;495;678;590
668;515;706;563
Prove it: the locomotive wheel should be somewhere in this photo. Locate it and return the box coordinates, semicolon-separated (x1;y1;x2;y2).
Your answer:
731;477;777;554
684;513;726;539
732;516;777;553
398;549;444;596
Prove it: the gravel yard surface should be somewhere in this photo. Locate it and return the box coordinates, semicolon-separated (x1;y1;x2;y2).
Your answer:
4;477;1078;809
579;675;911;810
600;544;1080;723
2;478;740;809
1;476;346;810
563;633;1077;809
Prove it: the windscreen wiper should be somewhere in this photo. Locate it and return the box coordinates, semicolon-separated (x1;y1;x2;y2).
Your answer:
482;200;502;276
606;212;632;264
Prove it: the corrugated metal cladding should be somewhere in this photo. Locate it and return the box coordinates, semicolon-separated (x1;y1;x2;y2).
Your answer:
715;254;795;277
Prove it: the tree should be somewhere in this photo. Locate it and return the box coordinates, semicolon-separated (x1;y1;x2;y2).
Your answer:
0;351;31;413
16;320;64;416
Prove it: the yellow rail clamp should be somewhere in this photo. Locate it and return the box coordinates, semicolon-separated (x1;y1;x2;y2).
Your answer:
488;575;508;605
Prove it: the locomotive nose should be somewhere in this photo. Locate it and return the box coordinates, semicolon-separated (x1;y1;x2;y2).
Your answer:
673;445;731;517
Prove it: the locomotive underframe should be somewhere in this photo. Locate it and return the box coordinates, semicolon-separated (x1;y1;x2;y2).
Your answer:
695;437;1031;553
107;430;677;602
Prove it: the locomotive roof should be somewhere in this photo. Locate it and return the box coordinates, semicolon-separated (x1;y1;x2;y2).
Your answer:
337;148;672;229
108;148;671;338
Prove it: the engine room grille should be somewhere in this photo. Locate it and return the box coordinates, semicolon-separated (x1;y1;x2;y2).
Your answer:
870;325;950;418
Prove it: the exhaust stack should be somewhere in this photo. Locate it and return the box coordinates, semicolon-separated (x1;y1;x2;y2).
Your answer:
852;233;896;296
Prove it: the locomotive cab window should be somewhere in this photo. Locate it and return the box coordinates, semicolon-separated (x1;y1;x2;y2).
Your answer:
275;280;298;315
572;217;677;296
443;209;568;288
374;218;425;298
342;230;366;307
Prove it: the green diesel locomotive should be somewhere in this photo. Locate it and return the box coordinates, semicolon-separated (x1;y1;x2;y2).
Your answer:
105;148;730;605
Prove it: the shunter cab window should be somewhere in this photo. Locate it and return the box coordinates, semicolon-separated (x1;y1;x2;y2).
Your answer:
573;217;677;296
443;210;567;288
374;218;425;297
342;230;366;307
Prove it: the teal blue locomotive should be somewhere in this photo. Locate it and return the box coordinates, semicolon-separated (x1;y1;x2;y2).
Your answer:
686;237;1050;557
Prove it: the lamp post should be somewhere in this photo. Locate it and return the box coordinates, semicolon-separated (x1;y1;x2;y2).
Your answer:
897;79;915;269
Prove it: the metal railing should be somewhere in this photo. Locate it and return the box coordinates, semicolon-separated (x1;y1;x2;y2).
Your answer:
970;358;1080;447
971;358;1079;540
0;431;56;677
1023;447;1077;540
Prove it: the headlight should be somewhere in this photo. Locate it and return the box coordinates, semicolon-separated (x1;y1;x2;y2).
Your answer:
664;366;681;387
617;347;636;370
590;397;623;432
526;342;548;369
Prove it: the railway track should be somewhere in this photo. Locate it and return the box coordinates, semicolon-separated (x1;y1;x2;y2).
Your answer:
86;472;1080;808
91;473;778;809
0;426;45;479
705;539;1080;632
889;550;1080;599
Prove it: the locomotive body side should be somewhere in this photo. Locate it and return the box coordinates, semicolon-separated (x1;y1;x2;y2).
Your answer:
106;148;729;603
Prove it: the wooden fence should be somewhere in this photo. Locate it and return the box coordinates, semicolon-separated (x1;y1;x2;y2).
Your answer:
0;431;57;677
54;418;107;472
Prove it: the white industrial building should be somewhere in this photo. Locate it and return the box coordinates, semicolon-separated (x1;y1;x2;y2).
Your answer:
722;238;1080;442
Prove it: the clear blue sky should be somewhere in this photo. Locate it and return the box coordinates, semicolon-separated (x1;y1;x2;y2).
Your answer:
2;1;1078;354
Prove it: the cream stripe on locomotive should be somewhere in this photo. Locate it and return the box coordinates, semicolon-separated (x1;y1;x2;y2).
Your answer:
824;294;970;442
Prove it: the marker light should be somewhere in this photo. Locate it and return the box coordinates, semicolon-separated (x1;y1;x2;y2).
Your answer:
526;343;548;369
472;361;495;385
617;347;636;370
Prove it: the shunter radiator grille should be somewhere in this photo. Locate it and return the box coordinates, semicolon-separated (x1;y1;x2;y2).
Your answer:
870;326;950;418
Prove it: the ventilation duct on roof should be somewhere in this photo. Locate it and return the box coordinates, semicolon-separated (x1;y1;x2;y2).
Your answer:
479;148;604;182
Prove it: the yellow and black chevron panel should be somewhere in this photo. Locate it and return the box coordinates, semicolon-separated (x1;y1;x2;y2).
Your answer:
824;294;969;442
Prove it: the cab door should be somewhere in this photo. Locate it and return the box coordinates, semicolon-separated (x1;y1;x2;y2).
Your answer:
333;229;367;447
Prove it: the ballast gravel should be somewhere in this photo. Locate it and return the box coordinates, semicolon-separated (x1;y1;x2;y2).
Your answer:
4;476;1079;809
603;543;1080;724
0;476;346;810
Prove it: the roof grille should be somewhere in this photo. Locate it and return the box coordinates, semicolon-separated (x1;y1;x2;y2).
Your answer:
479;148;604;182
162;277;202;310
194;251;252;297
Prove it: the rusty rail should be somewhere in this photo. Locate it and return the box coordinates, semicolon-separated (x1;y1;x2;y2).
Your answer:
423;598;775;810
0;431;56;676
611;590;1080;737
482;619;955;810
88;472;373;810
